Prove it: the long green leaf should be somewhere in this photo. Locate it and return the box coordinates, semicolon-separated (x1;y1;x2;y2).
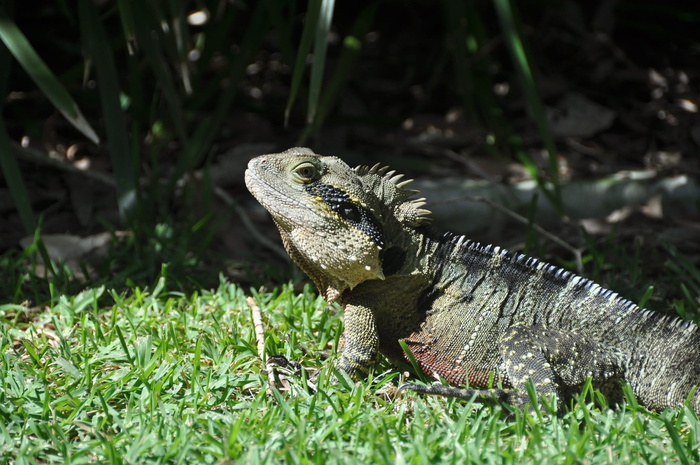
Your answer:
445;0;520;158
285;0;322;126
0;12;99;144
131;2;187;141
307;0;335;124
265;0;298;68
116;0;137;54
0;124;36;233
444;0;477;124
171;0;271;188
493;0;562;212
165;0;193;95
298;2;378;144
0;21;35;234
79;0;137;223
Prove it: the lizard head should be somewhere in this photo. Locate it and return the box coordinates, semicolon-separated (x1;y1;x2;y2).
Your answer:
245;147;430;302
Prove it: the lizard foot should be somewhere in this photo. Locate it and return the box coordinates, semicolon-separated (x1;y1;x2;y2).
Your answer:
266;355;317;392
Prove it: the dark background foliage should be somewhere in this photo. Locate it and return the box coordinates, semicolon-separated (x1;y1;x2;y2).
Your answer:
1;0;699;305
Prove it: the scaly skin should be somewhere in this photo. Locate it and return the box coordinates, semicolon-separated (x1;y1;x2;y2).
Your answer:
245;147;700;411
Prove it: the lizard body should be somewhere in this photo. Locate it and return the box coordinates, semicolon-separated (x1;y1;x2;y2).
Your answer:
245;147;700;411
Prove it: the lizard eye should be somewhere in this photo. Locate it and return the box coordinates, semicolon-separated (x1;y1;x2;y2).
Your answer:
293;162;318;182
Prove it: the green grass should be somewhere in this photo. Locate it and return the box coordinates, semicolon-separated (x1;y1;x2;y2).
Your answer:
1;273;699;464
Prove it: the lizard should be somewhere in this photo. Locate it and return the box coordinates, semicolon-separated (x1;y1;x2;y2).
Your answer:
244;147;700;412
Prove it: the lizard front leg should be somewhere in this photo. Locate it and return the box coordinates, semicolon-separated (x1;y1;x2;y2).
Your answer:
336;274;428;379
336;303;380;378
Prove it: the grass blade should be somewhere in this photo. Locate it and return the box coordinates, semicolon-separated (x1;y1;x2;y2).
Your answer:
116;0;138;55
285;0;322;126
0;12;99;144
131;2;187;141
663;416;691;465
492;0;562;212
173;0;271;186
166;0;193;95
446;0;523;156
79;0;138;222
298;2;378;144
0;31;35;233
0;123;36;233
398;339;431;383
307;0;335;125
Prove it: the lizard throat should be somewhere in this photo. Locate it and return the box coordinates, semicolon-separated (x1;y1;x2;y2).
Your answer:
304;181;385;248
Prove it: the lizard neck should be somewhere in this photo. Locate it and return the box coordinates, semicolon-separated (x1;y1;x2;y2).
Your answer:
378;223;438;279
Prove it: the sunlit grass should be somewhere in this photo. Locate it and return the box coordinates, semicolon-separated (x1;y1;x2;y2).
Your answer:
1;270;699;463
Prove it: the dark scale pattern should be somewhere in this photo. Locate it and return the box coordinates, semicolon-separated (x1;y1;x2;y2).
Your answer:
305;181;385;248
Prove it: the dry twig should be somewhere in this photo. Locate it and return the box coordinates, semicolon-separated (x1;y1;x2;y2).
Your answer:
246;296;277;388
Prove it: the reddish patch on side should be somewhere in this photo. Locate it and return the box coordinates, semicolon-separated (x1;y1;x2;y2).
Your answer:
401;337;502;388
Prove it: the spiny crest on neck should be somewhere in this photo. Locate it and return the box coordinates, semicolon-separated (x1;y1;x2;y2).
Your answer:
354;163;432;227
